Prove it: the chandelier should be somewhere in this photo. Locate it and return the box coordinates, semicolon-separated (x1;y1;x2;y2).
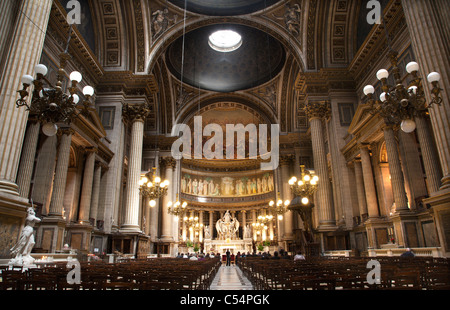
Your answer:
268;192;290;220
184;215;203;240
362;17;442;133
288;165;319;205
363;51;442;133
138;167;169;206
16;26;94;136
167;194;188;221
251;215;270;237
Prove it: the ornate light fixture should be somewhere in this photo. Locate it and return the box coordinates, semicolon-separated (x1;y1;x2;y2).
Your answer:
362;18;442;133
16;26;94;136
363;52;442;133
288;165;319;206
268;192;290;220
138;167;169;206
167;193;188;221
183;214;203;241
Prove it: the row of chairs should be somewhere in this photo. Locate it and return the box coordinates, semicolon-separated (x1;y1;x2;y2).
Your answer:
238;256;450;290
0;257;221;290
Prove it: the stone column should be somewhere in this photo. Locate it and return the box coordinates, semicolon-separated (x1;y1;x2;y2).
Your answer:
209;211;214;238
78;149;96;223
121;104;149;232
252;210;257;241
401;0;450;190
16;121;40;198
280;155;294;240
0;0;52;196
48;129;74;217
89;163;102;225
161;157;175;241
383;126;409;212
199;210;204;242
305;101;335;230
353;160;368;218
415;115;442;194
360;145;380;218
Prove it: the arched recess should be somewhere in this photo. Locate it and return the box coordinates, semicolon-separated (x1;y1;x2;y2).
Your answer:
175;93;279;128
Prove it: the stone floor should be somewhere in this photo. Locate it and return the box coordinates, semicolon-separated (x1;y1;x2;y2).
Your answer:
209;265;253;290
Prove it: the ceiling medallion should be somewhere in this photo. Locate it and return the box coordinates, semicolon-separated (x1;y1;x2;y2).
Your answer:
208;30;242;52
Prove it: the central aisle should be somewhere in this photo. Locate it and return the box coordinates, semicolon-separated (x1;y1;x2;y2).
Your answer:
209;265;254;290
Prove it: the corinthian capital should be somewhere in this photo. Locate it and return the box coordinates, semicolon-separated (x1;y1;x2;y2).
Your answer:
122;103;150;122
304;101;331;120
160;156;176;168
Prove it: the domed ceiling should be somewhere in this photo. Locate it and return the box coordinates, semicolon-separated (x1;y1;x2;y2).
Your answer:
168;0;282;16
166;24;286;92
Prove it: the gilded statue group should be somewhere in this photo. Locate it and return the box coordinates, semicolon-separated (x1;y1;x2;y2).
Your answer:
181;174;274;197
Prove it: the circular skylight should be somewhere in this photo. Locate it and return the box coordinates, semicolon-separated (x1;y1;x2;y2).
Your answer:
208;30;242;52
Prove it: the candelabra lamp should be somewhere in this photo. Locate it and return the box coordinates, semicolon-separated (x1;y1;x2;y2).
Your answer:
138;167;169;206
167;193;188;221
288;165;319;206
16;26;94;136
268;192;290;220
362;51;442;133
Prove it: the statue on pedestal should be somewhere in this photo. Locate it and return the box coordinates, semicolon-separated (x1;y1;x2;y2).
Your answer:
9;207;41;267
204;225;211;239
216;210;239;240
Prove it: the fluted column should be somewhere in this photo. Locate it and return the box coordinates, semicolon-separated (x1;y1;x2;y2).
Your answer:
305;101;335;229
16;121;40;198
89;163;102;225
280;155;294;240
0;0;52;195
252;210;257;241
383;126;409;212
401;0;450;189
360;145;380;218
121;104;149;231
415;115;442;194
353;160;368;218
78;149;97;223
48;128;74;217
161;157;175;240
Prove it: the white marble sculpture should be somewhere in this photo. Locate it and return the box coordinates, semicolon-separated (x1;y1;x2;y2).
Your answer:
9;207;41;267
244;224;252;239
216;210;239;240
204;225;211;239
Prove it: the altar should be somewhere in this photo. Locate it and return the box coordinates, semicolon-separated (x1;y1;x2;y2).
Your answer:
204;239;253;255
203;210;253;254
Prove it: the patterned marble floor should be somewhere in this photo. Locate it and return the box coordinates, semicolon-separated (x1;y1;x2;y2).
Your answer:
209;265;254;290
